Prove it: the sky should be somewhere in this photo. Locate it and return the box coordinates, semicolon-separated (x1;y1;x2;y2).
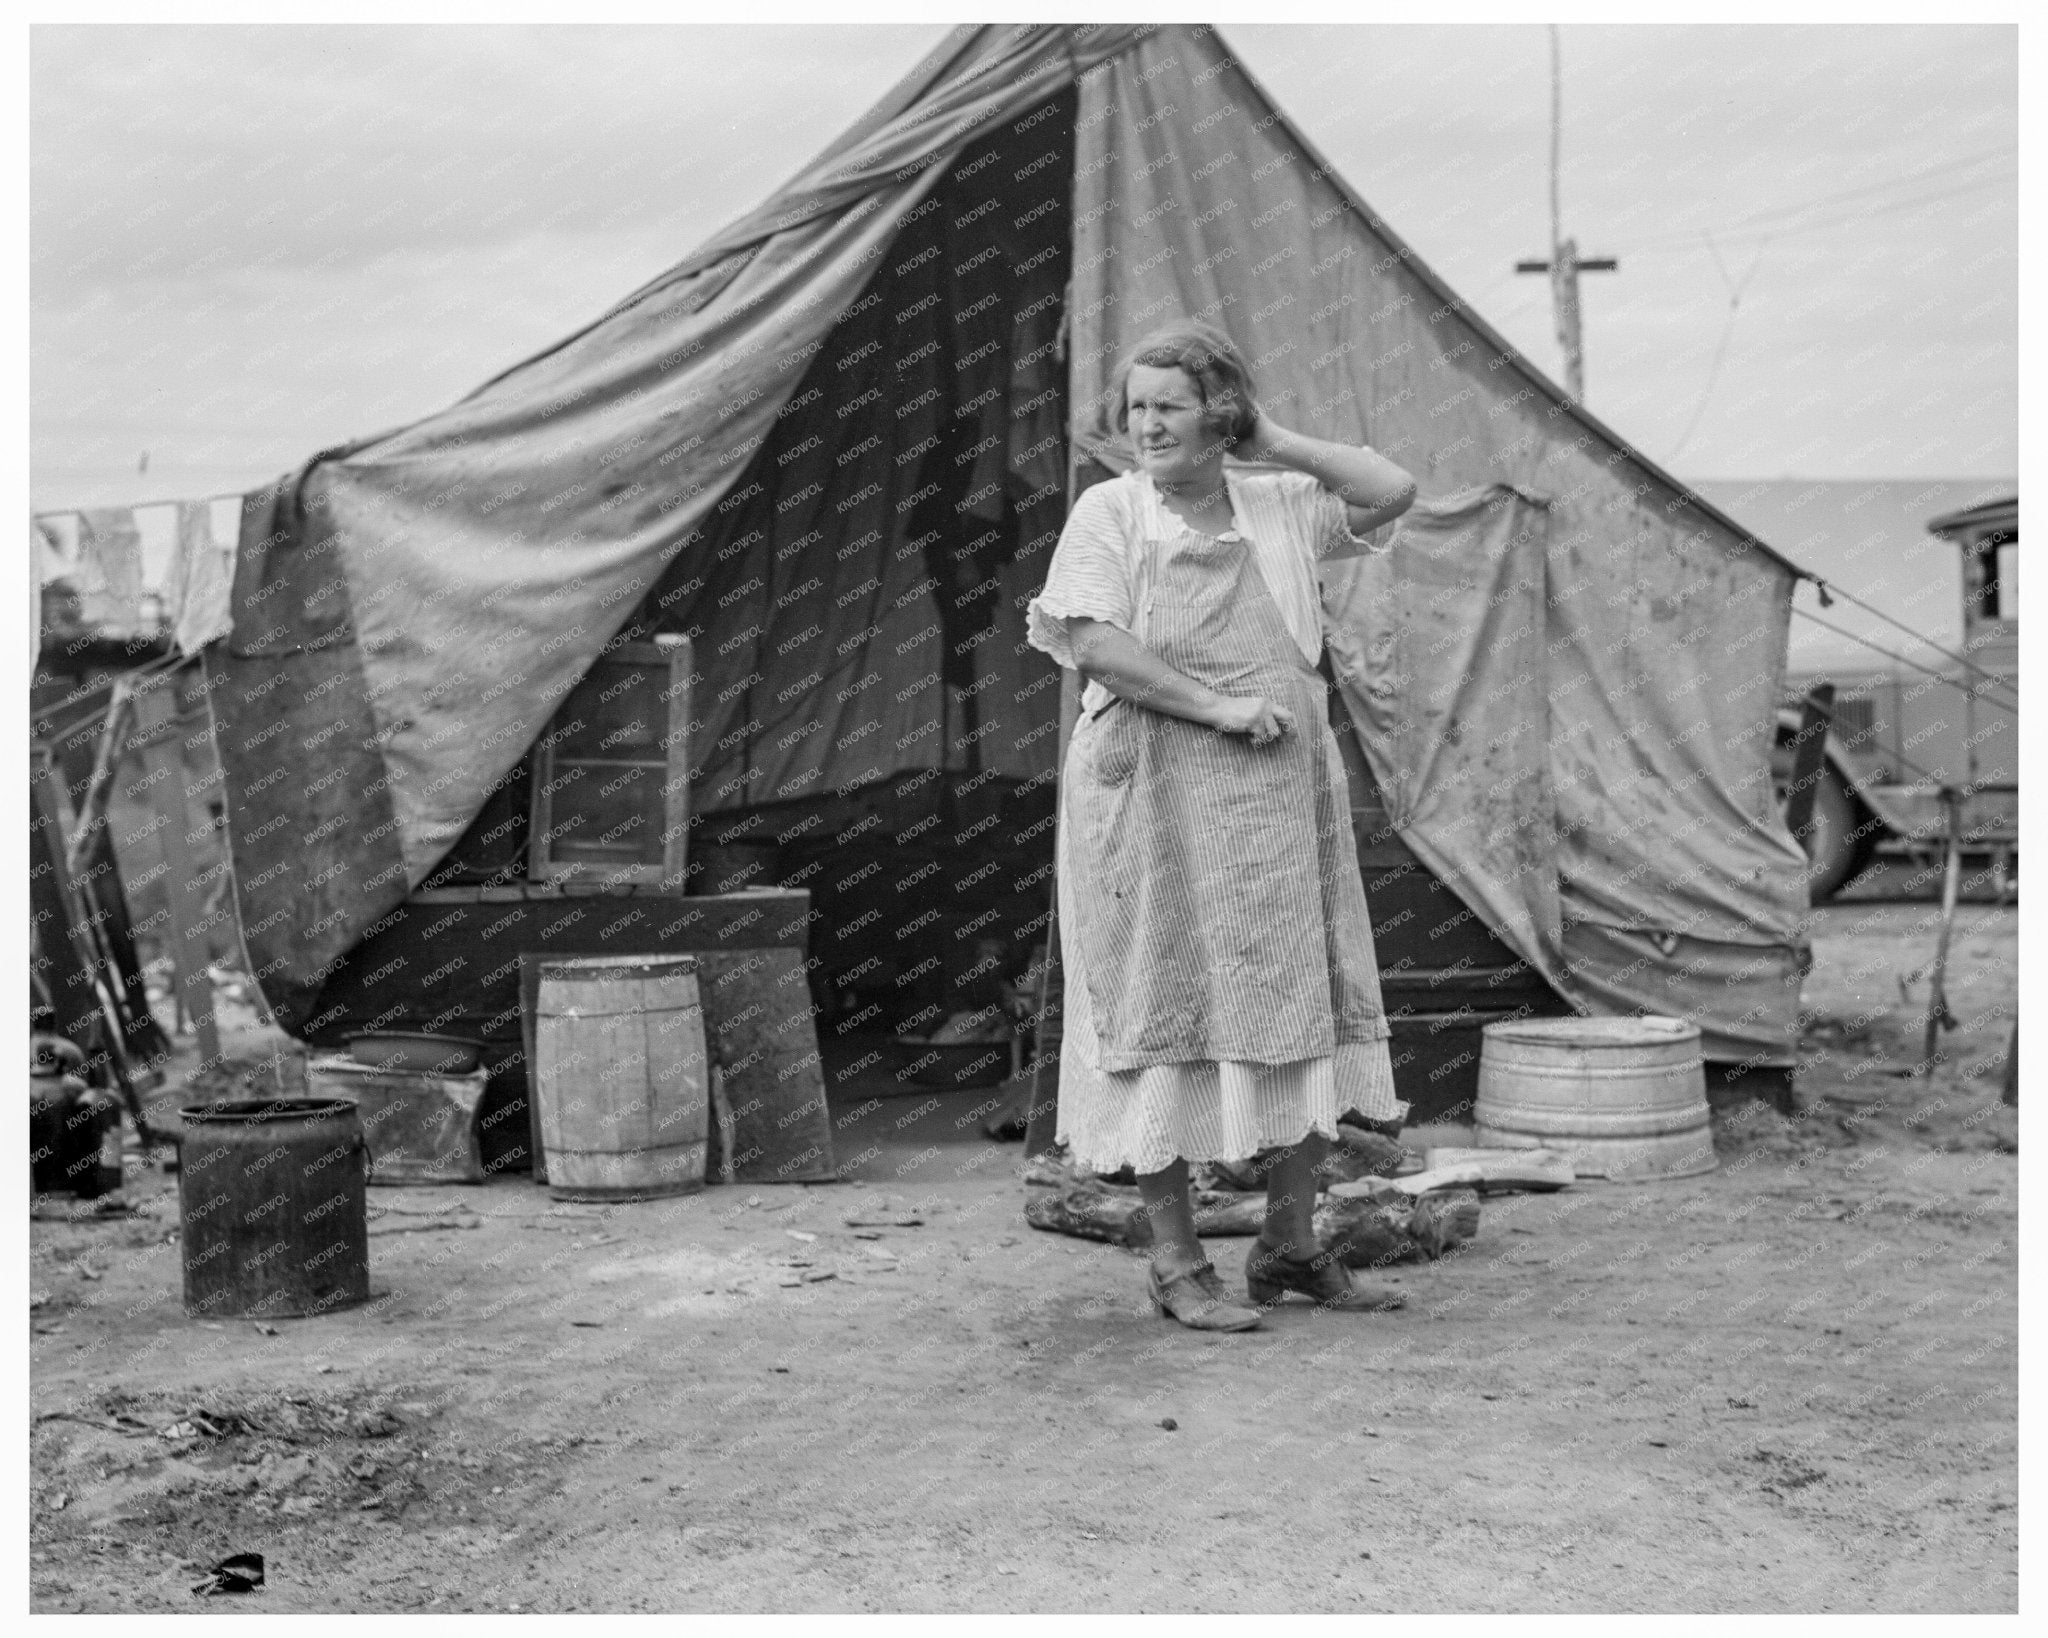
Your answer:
29;22;2017;661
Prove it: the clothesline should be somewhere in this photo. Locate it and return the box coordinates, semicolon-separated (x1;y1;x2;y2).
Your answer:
33;494;2006;720
32;489;248;524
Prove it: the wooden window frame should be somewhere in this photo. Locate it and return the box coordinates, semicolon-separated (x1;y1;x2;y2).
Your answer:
527;635;692;890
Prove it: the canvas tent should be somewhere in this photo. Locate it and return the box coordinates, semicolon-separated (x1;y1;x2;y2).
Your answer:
215;21;1813;1067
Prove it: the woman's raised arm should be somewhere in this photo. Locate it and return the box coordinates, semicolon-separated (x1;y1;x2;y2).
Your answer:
1234;410;1417;535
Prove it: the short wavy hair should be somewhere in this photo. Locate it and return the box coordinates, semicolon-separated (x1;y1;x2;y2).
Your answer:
1109;321;1257;446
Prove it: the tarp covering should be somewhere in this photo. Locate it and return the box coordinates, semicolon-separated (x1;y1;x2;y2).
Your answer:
215;24;1149;1022
214;20;1812;1063
1066;28;1810;1061
1319;487;1808;1061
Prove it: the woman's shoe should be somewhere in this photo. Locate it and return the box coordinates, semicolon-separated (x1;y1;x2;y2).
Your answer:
1147;1259;1262;1332
1244;1236;1405;1312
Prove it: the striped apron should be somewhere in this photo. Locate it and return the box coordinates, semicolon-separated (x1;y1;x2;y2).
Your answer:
1062;519;1387;1073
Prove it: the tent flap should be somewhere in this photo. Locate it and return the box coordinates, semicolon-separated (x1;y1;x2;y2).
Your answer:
1561;921;1807;1066
211;475;409;1011
211;25;1150;1030
1322;486;1569;994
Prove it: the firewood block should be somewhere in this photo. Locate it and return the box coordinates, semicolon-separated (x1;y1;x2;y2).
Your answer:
1022;1169;1479;1263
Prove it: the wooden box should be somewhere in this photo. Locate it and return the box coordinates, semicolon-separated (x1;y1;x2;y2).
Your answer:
306;1056;489;1185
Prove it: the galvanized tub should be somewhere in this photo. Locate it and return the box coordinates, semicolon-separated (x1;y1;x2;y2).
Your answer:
1474;1015;1717;1180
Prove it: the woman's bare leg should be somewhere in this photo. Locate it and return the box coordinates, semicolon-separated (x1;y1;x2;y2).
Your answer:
1260;1132;1328;1259
1248;1133;1403;1310
1136;1158;1206;1274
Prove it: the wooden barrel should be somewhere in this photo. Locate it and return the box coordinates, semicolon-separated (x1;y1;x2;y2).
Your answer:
177;1099;370;1319
534;954;708;1201
1475;1016;1717;1179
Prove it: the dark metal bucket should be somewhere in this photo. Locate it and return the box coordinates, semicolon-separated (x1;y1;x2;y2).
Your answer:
177;1098;371;1319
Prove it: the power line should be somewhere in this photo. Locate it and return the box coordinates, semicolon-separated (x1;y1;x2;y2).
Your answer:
1665;230;1769;465
1632;162;2014;253
1716;169;2013;244
1697;145;2011;236
1647;158;2009;466
1629;145;2013;249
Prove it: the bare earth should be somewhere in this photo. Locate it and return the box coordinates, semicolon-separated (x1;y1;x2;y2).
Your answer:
29;900;2017;1613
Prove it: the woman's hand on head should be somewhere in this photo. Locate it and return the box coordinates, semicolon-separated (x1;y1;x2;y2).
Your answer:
1209;694;1296;746
1229;403;1285;463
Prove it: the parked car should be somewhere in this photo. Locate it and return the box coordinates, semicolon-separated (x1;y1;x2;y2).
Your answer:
1775;495;2017;901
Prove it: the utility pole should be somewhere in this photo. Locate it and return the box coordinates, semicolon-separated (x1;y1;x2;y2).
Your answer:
1515;25;1616;401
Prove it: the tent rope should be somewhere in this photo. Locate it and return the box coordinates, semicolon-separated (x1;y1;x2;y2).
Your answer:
1813;711;1991;796
1793;683;1997;794
33;651;194;737
1791;605;2018;718
1806;575;2019;702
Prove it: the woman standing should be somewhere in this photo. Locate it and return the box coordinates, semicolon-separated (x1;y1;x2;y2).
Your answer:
1026;322;1417;1332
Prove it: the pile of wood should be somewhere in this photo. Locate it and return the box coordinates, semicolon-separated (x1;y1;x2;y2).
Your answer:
1023;1133;1575;1264
1020;1125;1470;1266
1022;1164;1479;1264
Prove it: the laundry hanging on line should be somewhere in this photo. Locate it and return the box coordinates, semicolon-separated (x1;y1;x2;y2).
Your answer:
31;497;245;654
166;501;235;654
72;508;147;636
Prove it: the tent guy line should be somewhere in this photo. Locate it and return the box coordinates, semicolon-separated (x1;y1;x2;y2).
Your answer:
1794;575;2019;705
1793;605;2016;710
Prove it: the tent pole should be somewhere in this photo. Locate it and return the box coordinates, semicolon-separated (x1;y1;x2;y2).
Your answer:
1023;665;1083;1156
1021;898;1063;1157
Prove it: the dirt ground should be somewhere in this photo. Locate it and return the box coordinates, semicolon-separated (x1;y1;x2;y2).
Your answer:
29;899;2017;1613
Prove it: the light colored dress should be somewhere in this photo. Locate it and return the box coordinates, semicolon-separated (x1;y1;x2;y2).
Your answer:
1026;468;1400;1175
